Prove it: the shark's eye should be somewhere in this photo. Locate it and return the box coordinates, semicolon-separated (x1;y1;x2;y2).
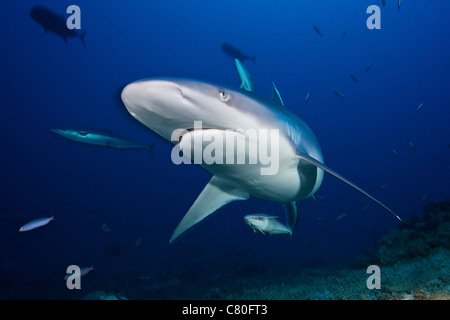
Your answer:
218;90;230;102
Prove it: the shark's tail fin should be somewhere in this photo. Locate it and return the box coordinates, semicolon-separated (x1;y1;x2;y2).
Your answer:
251;54;257;64
80;31;86;48
148;142;157;163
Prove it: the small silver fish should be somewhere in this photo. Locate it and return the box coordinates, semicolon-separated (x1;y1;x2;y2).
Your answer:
392;149;399;157
80;266;95;277
334;90;345;99
336;213;347;221
409;141;416;150
64;265;95;280
415;103;424;114
305;92;311;104
19;216;54;232
380;184;390;190
101;224;111;232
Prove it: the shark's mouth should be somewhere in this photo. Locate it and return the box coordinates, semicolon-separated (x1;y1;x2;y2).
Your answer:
173;127;216;142
173;126;247;143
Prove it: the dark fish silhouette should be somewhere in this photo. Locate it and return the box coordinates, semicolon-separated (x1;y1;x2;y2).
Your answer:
221;43;257;64
313;25;323;37
30;5;86;47
334;90;345;99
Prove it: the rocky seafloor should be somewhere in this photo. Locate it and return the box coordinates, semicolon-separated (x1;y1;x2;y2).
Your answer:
82;199;450;300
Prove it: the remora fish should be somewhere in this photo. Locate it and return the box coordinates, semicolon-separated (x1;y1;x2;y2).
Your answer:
234;59;255;92
51;129;156;162
121;77;403;243
221;43;257;64
30;6;86;47
244;214;292;236
19;216;54;232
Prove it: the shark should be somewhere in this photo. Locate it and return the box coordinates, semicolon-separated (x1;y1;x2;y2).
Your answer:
51;128;156;161
120;78;403;243
221;43;257;64
30;6;86;47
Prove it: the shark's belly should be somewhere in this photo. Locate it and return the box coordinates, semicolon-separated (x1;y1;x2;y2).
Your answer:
178;129;318;202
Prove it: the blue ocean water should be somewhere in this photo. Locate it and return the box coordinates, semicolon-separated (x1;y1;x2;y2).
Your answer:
0;0;449;299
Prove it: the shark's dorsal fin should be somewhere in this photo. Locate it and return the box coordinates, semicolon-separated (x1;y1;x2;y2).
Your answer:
283;201;297;228
169;176;249;243
296;153;404;222
271;82;285;107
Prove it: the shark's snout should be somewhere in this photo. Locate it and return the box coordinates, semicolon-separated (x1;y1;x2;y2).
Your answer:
121;81;147;117
121;79;185;117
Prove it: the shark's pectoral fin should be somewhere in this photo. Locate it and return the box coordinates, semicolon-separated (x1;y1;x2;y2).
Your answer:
169;176;249;243
296;153;403;222
283;201;297;229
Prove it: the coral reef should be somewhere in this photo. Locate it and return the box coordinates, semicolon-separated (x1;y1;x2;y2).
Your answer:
376;199;450;265
81;290;128;300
